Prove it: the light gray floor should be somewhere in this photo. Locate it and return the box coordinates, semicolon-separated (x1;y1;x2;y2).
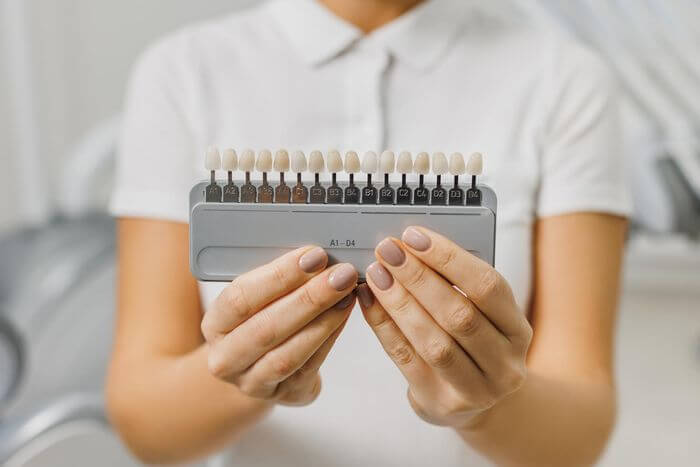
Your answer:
600;277;700;465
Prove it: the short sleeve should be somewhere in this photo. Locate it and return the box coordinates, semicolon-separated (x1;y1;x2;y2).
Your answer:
109;37;197;223
536;44;633;218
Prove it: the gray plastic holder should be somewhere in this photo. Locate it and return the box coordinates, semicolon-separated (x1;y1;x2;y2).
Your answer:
189;182;497;282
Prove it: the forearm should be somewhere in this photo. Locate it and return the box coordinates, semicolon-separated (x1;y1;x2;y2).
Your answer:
458;370;616;467
106;344;272;464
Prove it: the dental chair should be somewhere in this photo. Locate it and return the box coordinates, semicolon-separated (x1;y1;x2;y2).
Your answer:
0;118;207;466
0;118;143;466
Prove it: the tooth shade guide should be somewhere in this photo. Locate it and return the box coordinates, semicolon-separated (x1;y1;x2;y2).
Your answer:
362;170;378;205
258;173;274;203
204;147;223;202
309;175;327;204
449;179;465;205
292;172;308;204
431;180;447;205
327;184;343;203
223;172;240;202
466;175;483;206
206;181;223;203
344;173;360;204
379;172;395;204
396;172;412;205
327;154;344;204
466;153;484;206
201;147;486;207
240;175;257;203
467;186;482;206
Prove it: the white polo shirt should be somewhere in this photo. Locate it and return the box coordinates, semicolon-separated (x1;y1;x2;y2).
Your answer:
110;1;631;465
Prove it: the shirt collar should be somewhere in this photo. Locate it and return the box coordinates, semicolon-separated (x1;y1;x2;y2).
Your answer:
267;0;362;66
268;0;477;70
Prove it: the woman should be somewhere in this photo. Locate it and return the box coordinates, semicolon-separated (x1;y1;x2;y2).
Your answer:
107;0;630;465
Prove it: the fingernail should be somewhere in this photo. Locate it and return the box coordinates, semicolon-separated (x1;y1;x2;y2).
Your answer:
376;239;406;267
334;292;356;310
402;228;431;252
367;262;393;291
357;284;374;308
299;247;327;273
328;264;358;291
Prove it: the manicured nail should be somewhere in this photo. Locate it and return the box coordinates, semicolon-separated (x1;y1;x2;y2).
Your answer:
367;262;393;290
299;247;327;273
328;264;358;291
334;292;356;310
376;239;406;267
402;228;431;251
357;284;375;308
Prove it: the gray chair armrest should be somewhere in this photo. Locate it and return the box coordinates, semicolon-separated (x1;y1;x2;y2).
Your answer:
0;394;107;463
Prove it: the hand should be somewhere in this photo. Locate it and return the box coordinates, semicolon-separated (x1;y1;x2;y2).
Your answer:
202;247;358;406
357;227;533;429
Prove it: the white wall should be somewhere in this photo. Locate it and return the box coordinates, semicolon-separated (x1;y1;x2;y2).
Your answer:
0;0;255;233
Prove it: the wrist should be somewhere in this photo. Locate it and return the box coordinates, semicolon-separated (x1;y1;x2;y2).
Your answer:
454;405;495;434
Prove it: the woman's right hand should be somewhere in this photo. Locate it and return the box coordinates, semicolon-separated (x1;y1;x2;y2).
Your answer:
201;246;358;406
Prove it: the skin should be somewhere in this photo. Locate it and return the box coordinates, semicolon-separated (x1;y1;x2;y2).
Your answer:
107;1;628;464
319;0;425;33
360;214;626;466
108;214;625;465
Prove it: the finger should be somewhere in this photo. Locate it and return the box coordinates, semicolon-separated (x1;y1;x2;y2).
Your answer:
277;307;352;406
208;263;358;379
375;238;511;375
236;293;355;399
203;246;329;339
401;227;527;339
364;265;485;387
357;284;434;386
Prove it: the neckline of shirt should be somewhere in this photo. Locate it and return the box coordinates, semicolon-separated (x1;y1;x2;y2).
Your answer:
266;0;481;70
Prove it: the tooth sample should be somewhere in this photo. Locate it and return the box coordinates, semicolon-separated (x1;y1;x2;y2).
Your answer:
448;152;466;206
378;151;396;205
361;151;379;204
466;152;484;206
205;146;223;202
431;152;448;205
413;152;431;205
309;150;327;204
291;150;309;204
256;149;274;203
396;151;413;205
222;148;240;202
326;150;344;204
274;149;291;203
239;149;257;203
344;151;361;204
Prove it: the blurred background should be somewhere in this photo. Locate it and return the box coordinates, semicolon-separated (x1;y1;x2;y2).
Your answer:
0;0;698;466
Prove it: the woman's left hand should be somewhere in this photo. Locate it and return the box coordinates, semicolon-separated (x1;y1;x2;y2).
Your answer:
357;226;533;429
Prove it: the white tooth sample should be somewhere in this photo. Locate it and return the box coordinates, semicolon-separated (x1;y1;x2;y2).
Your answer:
362;151;379;174
380;151;396;174
256;149;273;172
205;146;222;171
414;152;431;175
309;150;325;173
397;151;413;173
327;150;343;172
467;152;484;176
449;152;465;175
239;149;256;172
432;152;448;175
292;150;308;173
222;149;238;171
274;150;290;172
344;151;361;173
